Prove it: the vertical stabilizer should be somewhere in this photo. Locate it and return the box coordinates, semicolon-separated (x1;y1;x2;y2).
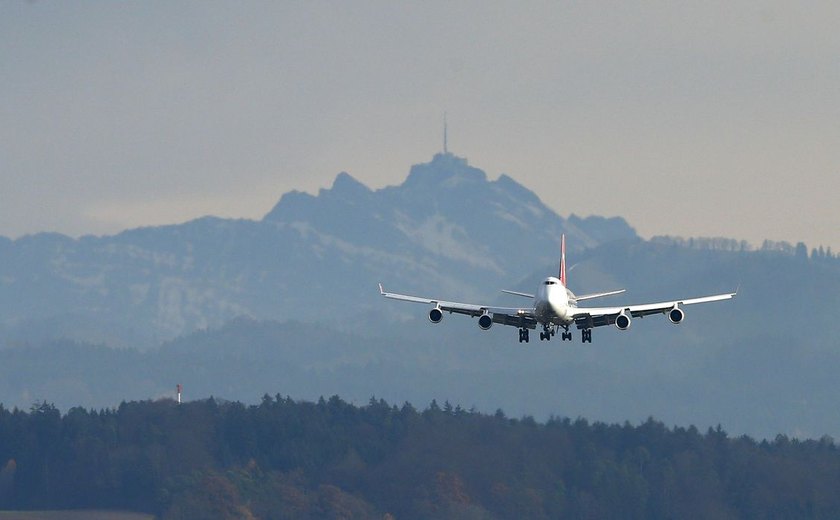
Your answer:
559;234;567;286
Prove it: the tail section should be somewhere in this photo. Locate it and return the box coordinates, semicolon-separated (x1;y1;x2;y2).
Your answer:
559;234;567;287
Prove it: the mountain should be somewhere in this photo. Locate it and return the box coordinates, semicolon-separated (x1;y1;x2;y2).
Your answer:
0;153;634;347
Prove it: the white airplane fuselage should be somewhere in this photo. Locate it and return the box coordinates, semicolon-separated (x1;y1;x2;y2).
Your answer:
534;276;575;325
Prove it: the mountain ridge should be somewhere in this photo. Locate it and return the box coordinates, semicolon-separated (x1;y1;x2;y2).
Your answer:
0;153;635;347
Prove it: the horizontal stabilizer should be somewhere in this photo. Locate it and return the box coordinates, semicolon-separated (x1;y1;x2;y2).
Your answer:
572;289;626;302
501;289;534;299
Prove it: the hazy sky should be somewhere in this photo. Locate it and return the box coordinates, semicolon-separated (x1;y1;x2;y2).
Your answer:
2;1;838;250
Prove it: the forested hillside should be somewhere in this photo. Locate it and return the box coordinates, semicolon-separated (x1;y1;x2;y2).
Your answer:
1;397;839;519
2;237;839;440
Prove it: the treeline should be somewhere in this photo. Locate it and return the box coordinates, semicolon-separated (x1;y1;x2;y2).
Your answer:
651;234;838;261
1;397;840;519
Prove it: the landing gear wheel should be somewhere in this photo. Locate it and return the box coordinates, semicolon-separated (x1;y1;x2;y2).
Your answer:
581;328;592;343
519;328;530;343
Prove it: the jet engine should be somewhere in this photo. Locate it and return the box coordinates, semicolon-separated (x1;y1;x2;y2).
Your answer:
478;313;493;330
615;311;631;330
668;306;685;324
429;307;443;324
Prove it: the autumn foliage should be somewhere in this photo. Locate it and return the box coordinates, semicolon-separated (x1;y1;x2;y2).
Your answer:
0;397;839;518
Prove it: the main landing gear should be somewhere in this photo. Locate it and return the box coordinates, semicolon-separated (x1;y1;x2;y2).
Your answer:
540;325;572;341
521;325;585;343
539;325;574;342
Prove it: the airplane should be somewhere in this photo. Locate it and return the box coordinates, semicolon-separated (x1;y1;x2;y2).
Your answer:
379;235;735;343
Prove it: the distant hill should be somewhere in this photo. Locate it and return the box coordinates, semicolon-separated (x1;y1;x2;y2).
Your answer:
0;512;152;520
2;233;839;440
0;153;634;348
1;153;839;439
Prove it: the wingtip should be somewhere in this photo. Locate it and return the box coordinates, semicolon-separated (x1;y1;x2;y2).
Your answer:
378;283;385;295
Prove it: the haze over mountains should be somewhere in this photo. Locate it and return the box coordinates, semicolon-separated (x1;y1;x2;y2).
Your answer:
0;153;838;440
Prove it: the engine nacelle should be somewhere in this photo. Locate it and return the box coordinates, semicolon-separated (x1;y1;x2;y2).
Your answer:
478;313;493;330
429;307;443;324
668;306;685;324
615;311;631;330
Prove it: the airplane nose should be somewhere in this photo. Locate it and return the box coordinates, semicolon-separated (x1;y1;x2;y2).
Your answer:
548;291;570;320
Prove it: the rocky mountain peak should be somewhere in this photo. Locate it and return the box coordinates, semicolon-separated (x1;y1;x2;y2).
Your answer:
324;172;371;198
403;153;487;190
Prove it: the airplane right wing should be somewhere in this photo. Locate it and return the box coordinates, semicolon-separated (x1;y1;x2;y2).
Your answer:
379;284;538;329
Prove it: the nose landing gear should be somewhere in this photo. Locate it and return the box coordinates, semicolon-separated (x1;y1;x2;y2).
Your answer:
558;325;572;341
539;325;555;341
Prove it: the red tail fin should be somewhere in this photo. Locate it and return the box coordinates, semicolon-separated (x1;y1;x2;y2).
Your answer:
559;234;567;286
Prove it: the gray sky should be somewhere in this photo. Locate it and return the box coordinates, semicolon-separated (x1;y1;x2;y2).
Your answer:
2;1;838;250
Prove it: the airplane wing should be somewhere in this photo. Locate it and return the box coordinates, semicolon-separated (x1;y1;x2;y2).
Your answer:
379;284;538;329
571;292;736;329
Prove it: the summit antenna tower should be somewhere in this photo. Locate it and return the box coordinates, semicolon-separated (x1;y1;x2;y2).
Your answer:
443;112;448;154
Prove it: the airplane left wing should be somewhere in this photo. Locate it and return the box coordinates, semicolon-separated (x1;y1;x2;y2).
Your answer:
379;284;538;329
571;292;736;329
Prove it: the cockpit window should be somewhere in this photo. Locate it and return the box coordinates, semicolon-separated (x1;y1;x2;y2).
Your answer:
544;280;556;285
